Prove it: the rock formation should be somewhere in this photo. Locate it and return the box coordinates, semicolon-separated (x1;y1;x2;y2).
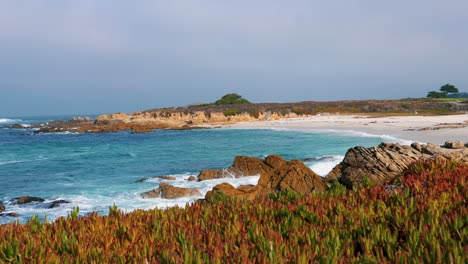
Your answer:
11;196;45;205
152;176;176;181
47;200;70;209
326;141;468;188
198;156;273;181
205;155;325;201
142;183;201;199
187;176;197;181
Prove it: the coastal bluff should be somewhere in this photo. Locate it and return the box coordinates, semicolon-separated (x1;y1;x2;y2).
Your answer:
11;98;468;134
23;110;302;134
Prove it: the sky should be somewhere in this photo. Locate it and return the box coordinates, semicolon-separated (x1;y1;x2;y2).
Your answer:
1;1;467;116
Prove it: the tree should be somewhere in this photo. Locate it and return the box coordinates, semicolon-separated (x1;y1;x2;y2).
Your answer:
214;93;251;105
439;84;459;93
427;91;448;98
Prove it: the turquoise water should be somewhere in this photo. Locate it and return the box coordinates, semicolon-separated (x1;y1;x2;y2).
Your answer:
0;116;399;224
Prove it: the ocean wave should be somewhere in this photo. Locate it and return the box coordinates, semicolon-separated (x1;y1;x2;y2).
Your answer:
0;118;22;124
0;157;49;166
307;155;345;177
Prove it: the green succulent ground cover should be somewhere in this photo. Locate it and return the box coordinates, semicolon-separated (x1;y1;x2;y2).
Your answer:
1;160;466;263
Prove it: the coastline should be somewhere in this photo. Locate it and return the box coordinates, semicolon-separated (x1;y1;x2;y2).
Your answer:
222;114;468;144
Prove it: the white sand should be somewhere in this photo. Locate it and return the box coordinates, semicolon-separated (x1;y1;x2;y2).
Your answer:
223;114;468;144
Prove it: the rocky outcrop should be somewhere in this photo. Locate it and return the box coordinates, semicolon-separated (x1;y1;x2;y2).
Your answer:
205;183;259;201
188;176;197;181
136;175;177;183
198;156;273;181
0;201;4;213
47;200;70;209
443;141;465;149
11;196;45;205
205;155;325;200
142;183;201;199
326;142;468;188
152;176;176;181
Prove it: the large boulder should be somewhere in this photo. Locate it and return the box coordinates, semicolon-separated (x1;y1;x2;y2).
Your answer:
205;154;325;200
0;201;4;213
326;142;468;188
205;183;259;201
11;196;45;205
198;156;273;181
142;183;201;199
152;176;176;181
266;159;325;194
443;141;465;149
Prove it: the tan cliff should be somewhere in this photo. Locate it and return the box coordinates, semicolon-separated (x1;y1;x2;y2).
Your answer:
27;110;305;134
95;110;302;127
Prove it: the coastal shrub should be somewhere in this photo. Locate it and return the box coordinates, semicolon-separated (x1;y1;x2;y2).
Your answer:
0;160;466;263
214;93;250;105
291;108;312;116
223;109;242;117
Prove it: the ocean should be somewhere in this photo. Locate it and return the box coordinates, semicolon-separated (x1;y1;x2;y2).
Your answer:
0;116;405;224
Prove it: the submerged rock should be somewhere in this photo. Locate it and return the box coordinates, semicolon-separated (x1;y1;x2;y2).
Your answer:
47;200;70;209
11;196;45;205
0;212;19;217
135;177;149;183
326;142;468;188
152;176;177;181
142;183;201;199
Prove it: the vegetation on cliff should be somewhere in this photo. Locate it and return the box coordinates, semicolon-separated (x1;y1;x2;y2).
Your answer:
0;159;466;263
214;93;251;105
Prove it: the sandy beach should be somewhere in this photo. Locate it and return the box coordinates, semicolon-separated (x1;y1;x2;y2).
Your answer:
223;114;468;144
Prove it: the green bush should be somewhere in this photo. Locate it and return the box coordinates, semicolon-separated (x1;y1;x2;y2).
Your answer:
223;109;242;117
214;93;250;105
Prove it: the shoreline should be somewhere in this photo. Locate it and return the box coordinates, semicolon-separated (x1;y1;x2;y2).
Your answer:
221;114;468;144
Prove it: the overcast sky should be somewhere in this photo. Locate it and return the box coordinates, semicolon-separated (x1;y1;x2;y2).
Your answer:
1;1;467;116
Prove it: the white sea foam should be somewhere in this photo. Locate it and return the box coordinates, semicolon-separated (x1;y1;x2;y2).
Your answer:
0;174;261;224
306;155;344;177
0;118;22;124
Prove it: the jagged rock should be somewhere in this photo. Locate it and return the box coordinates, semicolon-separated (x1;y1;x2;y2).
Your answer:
198;156;273;181
152;176;177;181
443;141;465;149
188;176;197;181
205;155;325;200
0;205;5;213
0;212;19;217
205;183;259;201
11;196;45;205
266;159;325;194
326;142;468;188
9;124;27;129
198;169;224;181
47;200;70;209
142;183;201;199
141;189;161;198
